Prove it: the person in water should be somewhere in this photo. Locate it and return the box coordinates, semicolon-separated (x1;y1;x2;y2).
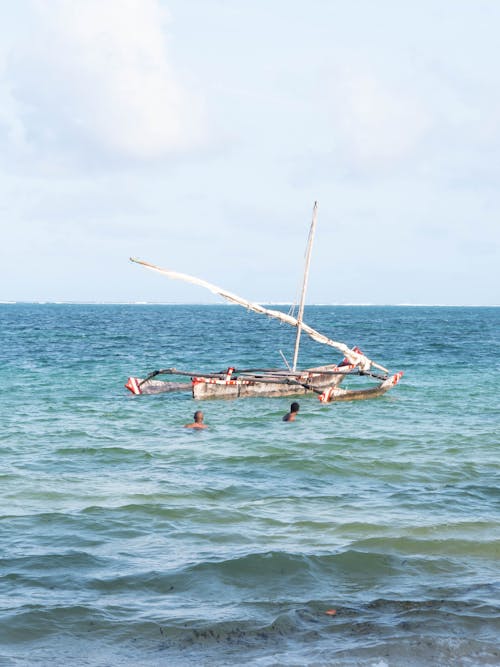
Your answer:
283;402;299;422
185;410;207;429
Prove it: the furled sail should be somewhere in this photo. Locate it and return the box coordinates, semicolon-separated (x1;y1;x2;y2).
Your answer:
130;257;388;373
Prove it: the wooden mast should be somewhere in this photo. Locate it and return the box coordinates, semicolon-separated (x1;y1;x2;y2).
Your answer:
292;201;318;371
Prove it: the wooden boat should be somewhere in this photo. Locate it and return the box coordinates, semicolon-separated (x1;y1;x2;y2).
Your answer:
125;364;403;402
125;203;403;402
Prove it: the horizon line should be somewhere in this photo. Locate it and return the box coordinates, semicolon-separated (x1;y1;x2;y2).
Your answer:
1;301;499;308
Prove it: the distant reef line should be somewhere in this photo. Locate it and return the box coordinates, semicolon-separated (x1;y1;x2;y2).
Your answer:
1;301;498;308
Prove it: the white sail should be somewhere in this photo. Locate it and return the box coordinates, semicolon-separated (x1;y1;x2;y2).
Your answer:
130;257;389;373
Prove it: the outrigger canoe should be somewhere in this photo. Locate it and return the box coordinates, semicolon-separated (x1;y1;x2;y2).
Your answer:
126;203;403;402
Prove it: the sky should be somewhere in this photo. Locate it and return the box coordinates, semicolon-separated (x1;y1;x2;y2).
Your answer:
0;0;499;305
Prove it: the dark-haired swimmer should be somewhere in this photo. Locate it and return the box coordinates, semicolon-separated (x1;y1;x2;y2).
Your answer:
283;402;299;422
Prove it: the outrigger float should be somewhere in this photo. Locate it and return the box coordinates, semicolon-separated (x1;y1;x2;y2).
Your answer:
126;203;403;402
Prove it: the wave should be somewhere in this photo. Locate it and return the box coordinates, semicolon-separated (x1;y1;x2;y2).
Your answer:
80;548;497;601
2;595;499;666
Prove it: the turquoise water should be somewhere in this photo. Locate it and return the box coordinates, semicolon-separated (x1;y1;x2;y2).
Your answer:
1;304;499;666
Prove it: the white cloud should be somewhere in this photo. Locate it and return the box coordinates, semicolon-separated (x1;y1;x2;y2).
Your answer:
328;65;431;167
4;0;205;163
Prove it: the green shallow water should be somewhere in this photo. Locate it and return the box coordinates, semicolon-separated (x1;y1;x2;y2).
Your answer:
0;304;499;666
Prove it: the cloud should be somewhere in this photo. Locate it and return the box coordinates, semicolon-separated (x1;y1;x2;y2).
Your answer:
3;0;205;164
328;65;432;168
322;54;500;192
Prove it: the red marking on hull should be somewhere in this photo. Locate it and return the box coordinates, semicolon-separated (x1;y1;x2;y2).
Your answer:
125;377;142;395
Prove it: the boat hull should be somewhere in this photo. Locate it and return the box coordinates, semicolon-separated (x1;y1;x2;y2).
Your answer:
126;364;351;398
191;364;349;400
318;372;404;402
125;377;191;395
193;381;315;399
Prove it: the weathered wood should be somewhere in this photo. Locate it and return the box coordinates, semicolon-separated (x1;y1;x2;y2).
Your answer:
319;372;403;402
133;379;191;395
127;362;364;398
193;382;313;400
191;364;348;400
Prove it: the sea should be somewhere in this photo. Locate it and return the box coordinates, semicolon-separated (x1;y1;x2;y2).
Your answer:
1;303;499;667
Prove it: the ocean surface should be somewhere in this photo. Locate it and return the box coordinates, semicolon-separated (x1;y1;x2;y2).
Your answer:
1;304;499;666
